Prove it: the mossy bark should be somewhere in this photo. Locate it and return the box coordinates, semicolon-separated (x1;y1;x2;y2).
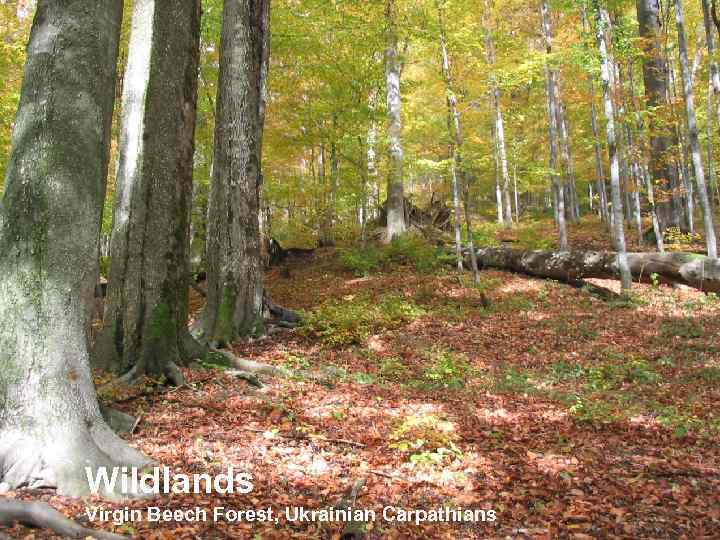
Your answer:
92;0;204;382
200;0;269;346
0;0;150;497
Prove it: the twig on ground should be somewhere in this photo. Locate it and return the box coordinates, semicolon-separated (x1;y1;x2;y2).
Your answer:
242;427;365;447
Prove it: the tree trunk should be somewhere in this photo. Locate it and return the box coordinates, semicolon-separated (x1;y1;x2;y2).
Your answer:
675;0;718;257
703;0;720;133
0;0;150;497
384;0;406;242
636;0;681;230
590;95;610;224
597;7;633;290
472;247;720;292
556;85;579;222
93;0;204;383
484;20;513;228
438;3;478;279
540;0;569;249
201;0;269;345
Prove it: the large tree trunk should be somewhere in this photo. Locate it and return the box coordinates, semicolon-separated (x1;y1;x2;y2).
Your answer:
0;0;150;497
540;0;569;250
93;0;204;383
201;0;269;345
636;0;682;230
384;0;406;242
597;7;633;290
473;247;720;292
675;0;718;258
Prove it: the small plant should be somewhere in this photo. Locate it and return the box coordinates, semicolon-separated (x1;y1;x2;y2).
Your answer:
660;318;703;339
472;222;502;248
585;357;658;391
338;245;383;276
300;294;425;347
383;234;442;273
338;235;442;275
284;353;310;370
491;367;536;394
389;413;462;465
656;406;702;438
568;395;618;424
419;347;473;390
379;356;410;380
548;361;586;383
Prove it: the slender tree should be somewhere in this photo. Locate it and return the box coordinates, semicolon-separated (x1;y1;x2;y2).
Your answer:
675;0;718;258
438;1;478;277
384;0;406;241
93;0;204;384
0;0;150;497
540;0;569;249
597;5;633;290
483;7;513;228
201;0;271;345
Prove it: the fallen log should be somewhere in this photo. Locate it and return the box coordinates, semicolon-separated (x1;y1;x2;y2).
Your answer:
472;247;720;292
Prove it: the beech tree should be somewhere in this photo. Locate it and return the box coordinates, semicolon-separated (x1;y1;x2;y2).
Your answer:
0;1;149;497
674;0;718;258
93;0;205;383
384;0;407;242
200;0;271;345
635;0;682;230
597;4;632;290
540;0;569;250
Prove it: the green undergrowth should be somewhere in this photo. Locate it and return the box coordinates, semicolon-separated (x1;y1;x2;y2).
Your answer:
338;234;445;276
300;293;426;347
484;349;720;438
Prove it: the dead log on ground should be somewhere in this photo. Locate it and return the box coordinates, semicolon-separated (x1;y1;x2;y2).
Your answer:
472;247;720;292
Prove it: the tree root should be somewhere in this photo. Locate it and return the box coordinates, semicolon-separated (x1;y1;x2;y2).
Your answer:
0;499;126;539
99;405;137;435
209;348;290;378
264;295;301;324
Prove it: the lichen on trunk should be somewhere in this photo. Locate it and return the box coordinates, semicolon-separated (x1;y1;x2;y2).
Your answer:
199;0;269;346
92;0;204;383
0;0;151;497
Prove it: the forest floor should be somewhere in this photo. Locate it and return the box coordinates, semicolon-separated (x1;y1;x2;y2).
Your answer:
3;217;720;539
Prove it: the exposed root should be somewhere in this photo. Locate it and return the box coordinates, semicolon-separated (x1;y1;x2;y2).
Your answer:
0;417;153;499
264;295;301;324
209;348;290;378
0;499;126;539
164;361;186;387
225;369;263;388
100;405;137;434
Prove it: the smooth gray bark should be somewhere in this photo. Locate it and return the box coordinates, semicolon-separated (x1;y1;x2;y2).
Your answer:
0;0;150;497
201;0;270;345
675;0;718;258
438;2;478;279
93;0;203;383
484;21;513;228
540;0;568;250
597;7;633;290
636;0;682;229
384;0;406;242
